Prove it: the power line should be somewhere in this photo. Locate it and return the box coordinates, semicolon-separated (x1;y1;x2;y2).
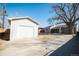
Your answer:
0;3;7;29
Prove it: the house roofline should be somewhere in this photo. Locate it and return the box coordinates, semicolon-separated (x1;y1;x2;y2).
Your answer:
8;16;39;25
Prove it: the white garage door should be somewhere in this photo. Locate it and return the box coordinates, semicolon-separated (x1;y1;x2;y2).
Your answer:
17;25;34;39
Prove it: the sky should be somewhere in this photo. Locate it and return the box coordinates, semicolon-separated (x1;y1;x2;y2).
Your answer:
0;3;54;28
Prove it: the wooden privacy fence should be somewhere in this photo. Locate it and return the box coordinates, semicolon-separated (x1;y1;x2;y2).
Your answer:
0;29;10;41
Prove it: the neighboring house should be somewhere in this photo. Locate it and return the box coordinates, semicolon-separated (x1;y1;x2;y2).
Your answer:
8;16;38;41
76;24;79;32
44;25;51;33
50;24;69;34
44;24;78;34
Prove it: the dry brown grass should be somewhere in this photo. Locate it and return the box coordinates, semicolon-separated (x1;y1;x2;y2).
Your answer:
0;35;73;56
37;35;54;42
37;35;73;42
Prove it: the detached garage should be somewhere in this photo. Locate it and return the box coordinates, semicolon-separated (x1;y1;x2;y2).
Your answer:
9;16;38;41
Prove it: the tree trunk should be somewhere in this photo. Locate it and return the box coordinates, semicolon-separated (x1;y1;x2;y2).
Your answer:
67;24;75;34
68;27;74;34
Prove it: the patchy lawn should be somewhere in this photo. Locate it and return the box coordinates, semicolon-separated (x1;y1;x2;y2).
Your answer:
0;35;73;56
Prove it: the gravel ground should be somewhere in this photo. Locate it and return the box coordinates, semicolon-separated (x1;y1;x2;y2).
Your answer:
0;35;73;56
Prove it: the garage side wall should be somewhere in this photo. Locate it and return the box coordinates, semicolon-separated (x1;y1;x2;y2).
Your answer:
10;19;38;41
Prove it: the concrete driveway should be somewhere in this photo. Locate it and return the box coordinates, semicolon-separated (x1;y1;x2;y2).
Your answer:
0;35;73;56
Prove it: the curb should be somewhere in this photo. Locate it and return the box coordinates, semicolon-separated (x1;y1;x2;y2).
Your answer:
44;50;54;56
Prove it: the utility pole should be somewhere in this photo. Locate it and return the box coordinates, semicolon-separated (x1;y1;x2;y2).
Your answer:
0;3;7;29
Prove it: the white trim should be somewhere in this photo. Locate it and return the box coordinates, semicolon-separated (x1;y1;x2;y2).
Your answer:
8;16;39;25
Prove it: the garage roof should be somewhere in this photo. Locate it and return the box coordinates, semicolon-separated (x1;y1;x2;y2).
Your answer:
8;16;39;25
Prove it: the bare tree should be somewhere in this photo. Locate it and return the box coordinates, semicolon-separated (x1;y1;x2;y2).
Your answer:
49;3;79;34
